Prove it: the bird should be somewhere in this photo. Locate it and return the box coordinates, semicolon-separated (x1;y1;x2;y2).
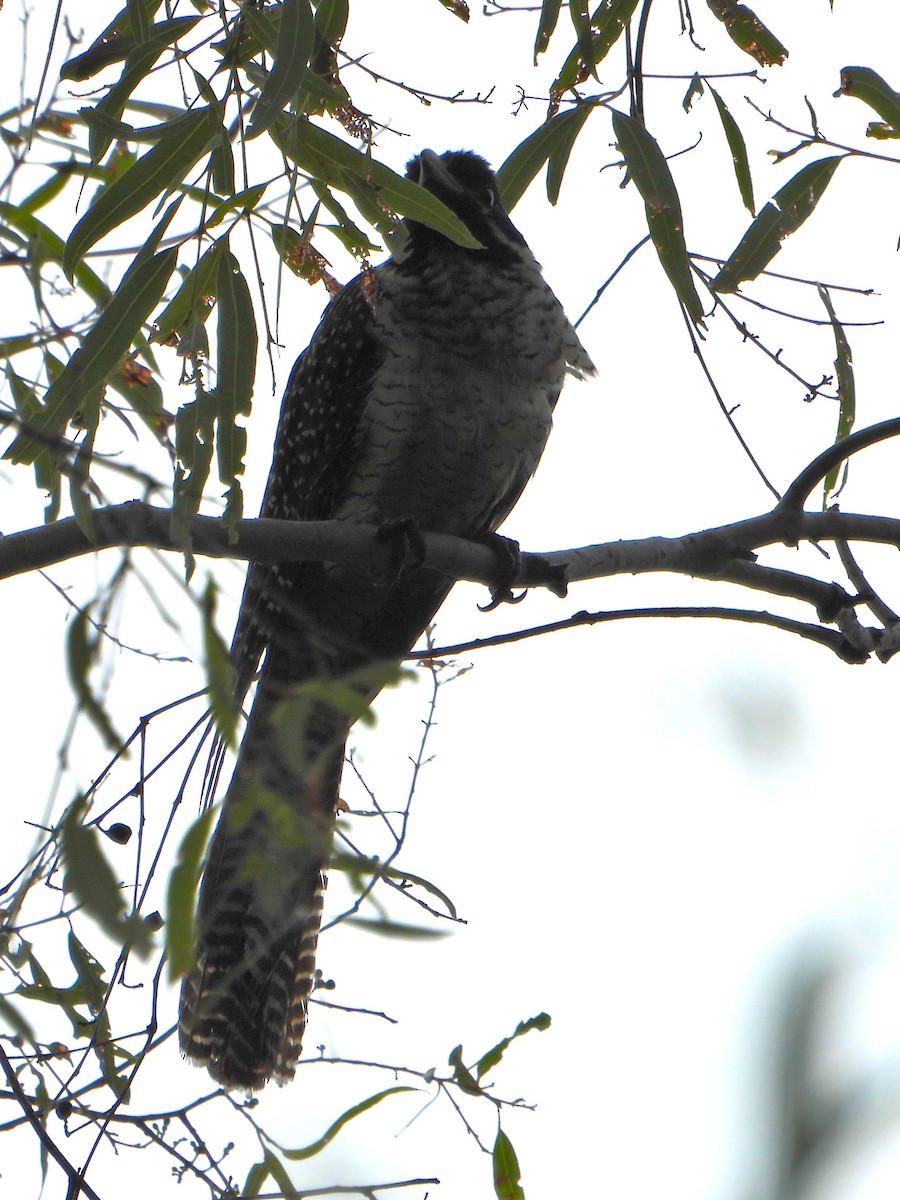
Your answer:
177;148;595;1091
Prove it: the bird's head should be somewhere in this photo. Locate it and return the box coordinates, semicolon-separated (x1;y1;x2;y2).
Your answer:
402;149;527;262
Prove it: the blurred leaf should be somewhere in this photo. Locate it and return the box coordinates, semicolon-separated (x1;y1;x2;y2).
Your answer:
345;917;451;939
0;995;35;1042
65;607;120;749
712;156;841;292
551;0;640;93
201;579;238;746
498;106;592;211
165;805;216;980
709;85;755;213
281;1087;415;1160
706;0;787;66
612;111;705;324
67;932;108;1013
6;245;177;463
247;0;315;138
493;1129;526;1200
59;798;153;956
476;1013;551;1081
818;286;855;505
837;65;900;136
62;104;221;279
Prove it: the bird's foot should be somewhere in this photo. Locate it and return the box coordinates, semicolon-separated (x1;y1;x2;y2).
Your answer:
477;533;527;611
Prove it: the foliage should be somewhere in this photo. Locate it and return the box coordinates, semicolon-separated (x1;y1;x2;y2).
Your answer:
2;1;900;1197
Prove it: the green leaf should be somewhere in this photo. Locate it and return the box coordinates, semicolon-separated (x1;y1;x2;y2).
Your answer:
818;286;855;505
611;111;705;324
0;201;110;306
546;104;591;204
330;853;457;919
476;1013;551;1081
712;156;842;292
706;0;788;67
271;116;480;247
59;798;153;956
448;1044;482;1095
65;607;120;750
0;995;35;1042
201;579;238;746
534;0;562;62
154;241;223;346
215;249;256;525
837;66;900;137
551;0;640;94
6;245;177;463
709;85;755;213
165;805;216;980
281;1087;415;1160
86;17;203;161
682;72;704;112
493;1129;526;1200
345;917;451;940
248;0;315;138
498;107;592;212
60;0;166;79
62;104;221;279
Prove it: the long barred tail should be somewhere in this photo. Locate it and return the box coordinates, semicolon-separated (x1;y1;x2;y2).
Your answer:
178;665;344;1091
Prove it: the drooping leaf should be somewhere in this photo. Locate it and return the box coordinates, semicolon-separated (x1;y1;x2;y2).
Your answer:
247;0;315;138
201;579;238;746
682;72;704;112
712;156;842;292
493;1129;526;1200
498;106;592;212
706;0;788;67
214;248;255;525
153;240;224;347
281;1087;415;1160
837;65;900;137
709;85;755;213
534;0;563;62
65;607;120;749
818;286;855;505
59;798;153;956
165;805;216;980
612;111;705;324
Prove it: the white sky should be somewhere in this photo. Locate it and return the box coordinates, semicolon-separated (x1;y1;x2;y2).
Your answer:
4;2;900;1199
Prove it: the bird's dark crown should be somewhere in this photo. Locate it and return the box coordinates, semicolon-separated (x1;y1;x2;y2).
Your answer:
402;148;527;262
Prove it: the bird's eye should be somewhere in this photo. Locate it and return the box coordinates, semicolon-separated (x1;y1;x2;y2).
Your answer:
481;186;496;211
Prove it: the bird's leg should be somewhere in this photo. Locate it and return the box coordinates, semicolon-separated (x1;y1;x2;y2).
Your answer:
476;533;527;611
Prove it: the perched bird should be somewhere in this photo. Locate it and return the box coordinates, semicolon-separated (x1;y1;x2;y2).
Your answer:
178;149;595;1090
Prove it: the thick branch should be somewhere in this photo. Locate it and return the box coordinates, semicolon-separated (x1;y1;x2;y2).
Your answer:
5;503;900;602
